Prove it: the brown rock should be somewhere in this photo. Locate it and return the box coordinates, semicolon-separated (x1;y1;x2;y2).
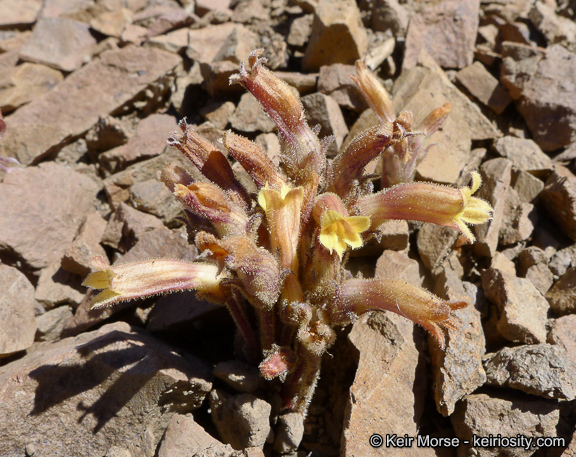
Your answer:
157;413;239;457
501;44;576;151
451;393;560;457
499;188;536;246
546;267;576;316
317;64;367;112
351;219;410;257
0;63;63;114
302;0;368;71
375;250;422;286
1;46;180;165
404;0;479;70
148;28;189;54
0;0;43;26
493;136;552;172
101;203;164;252
548;314;576;365
456;62;512;114
274;71;318;96
200;60;242;99
100;114;177;174
20;17;97;72
187;23;257;64
213;361;264;394
490;251;517;277
62;212;108;276
85;115;133;153
473;158;513;258
287;14;313;48
195;0;232;17
516;246;554;295
370;0;409;36
481;268;549;344
34;262;85;310
230;92;276;133
0;322;212;457
91;8;133;38
140;7;194;38
0;264;36;357
230;0;269;23
342;312;429;457
0;162;99;271
484;344;576;400
200;101;235;129
209;390;272;450
541;171;576;242
511;168;544;203
118;226;197;264
417;224;458;272
35;305;73;342
301;93;349;157
130;178;183;225
529;2;576;52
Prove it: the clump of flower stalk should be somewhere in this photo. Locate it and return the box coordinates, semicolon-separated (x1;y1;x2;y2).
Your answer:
84;50;492;423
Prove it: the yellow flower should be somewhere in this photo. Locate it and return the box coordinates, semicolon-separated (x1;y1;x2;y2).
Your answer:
319;210;371;259
453;171;493;241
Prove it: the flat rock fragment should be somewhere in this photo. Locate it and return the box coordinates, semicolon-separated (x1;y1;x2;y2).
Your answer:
301;93;348;157
541;171;576;242
34;261;85;309
35;305;74;342
455;61;511;114
548;314;576;365
0;322;212;457
229;92;276;133
62;212;108;277
493;136;553;172
0;0;43;26
546;267;576;316
484;344;576;400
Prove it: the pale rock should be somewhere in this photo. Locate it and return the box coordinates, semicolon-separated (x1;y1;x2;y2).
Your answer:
511;168;544;203
195;0;232;17
473;158;513;258
200;101;235;129
452;393;560;457
287;14;313;48
499;187;536;246
62;212;108;276
342;312;430;457
0;63;63;114
187;23;256;64
273;412;304;455
484;344;576;400
121;24;148;45
130;178;183;225
351;219;409;256
493;136;553;172
0;31;32;53
481;268;549;344
541;171;576;241
516;246;554;295
85;115;133;153
491;252;517;277
213;361;264;393
501;44;576;151
529;1;576;52
0;162;99;271
209;390;272;450
274;71;318;96
200;60;243;99
0;46;181;164
404;0;479;70
302;0;368;71
118;226;197;264
157;413;239;457
549;245;576;276
317;63;368;112
0;322;212;457
417;224;458;272
546;267;576;316
0;0;43;26
456;61;512;114
35;305;73;342
364;37;395;71
548;314;576;365
231;0;270;23
0;264;36;357
301;93;349;157
230;93;276;133
20;18;97;72
34;262;85;310
147;28;189;53
140;7;194;37
255;133;281;166
375;250;422;286
100;114;177;174
91;8;133;38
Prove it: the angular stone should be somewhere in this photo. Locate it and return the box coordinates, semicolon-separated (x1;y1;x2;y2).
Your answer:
342;312;428;457
473;158;513;258
456;62;512;114
35;305;73;342
417;224;458;272
273;412;304;455
302;0;368;71
0;63;63;114
481;268;549;344
229;92;276;133
529;2;576;53
157;413;239;457
34;262;85;310
139;7;194;38
118;226;197;264
0;0;43;26
0;162;99;271
375;250;422;286
213;361;264;394
501;44;576;151
287;14;313;48
511;168;544;203
130;178;182;225
541;171;576;242
317;63;366;112
274;71;318;96
452;393;560;457
195;0;232;17
0;264;36;357
62;212;108;277
301;93;348;157
209;390;272;450
548;314;576;365
369;0;409;36
0;46;181;164
493;136;552;172
499;188;536;246
0;322;212;457
19;18;97;72
187;23;255;64
546;267;576;316
200;101;235;130
484;344;576;400
85;115;133;153
101;203;164;252
90;8;133;38
404;0;479;70
148;28;189;54
516;246;554;295
200;60;242;99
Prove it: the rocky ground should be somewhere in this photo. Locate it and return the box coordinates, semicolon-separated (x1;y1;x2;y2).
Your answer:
1;0;576;456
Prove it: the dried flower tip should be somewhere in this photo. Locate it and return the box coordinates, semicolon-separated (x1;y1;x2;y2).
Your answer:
357;171;492;242
260;345;298;381
338;278;467;349
83;255;222;309
351;61;395;123
161;162;194;192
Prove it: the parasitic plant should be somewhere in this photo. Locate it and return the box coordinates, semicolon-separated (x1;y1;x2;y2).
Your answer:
83;50;492;443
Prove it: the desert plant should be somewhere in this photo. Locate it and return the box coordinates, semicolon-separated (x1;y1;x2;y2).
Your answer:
83;49;492;446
